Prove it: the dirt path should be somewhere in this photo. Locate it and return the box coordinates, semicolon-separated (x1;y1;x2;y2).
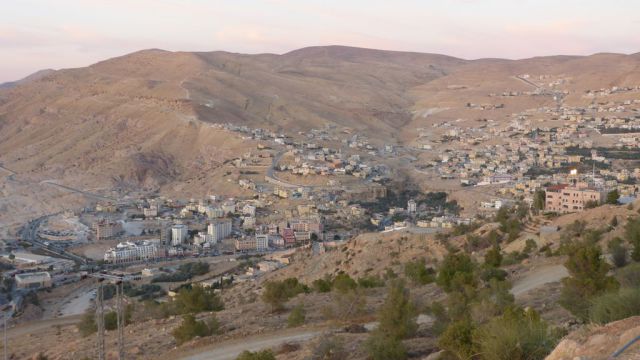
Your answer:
6;315;81;339
177;328;323;360
511;264;568;296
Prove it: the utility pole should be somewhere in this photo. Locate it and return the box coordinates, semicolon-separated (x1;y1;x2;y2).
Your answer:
96;279;105;360
3;312;7;360
116;281;125;360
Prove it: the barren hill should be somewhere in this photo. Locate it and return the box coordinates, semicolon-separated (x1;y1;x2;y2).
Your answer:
1;46;640;190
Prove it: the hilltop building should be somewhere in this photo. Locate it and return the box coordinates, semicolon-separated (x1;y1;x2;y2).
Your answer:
545;182;606;213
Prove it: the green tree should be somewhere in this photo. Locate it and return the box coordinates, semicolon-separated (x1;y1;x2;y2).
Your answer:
364;280;416;360
312;277;332;293
606;189;620;204
437;252;476;293
608;237;628;268
376;280;417;340
261;278;307;312
625;218;640;261
438;319;476;360
404;259;435;285
484;244;503;268
559;242;620;321
533;190;546;213
172;314;220;345
262;281;290;312
174;285;224;314
332;273;357;293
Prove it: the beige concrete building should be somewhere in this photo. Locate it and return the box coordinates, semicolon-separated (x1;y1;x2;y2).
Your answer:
545;183;605;213
15;272;52;289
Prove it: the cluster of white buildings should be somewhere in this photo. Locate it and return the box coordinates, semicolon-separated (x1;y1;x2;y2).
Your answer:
104;240;162;264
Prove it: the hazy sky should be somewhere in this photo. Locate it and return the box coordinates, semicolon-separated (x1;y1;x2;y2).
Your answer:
1;0;639;82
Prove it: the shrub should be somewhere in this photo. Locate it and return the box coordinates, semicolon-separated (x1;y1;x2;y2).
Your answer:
311;334;346;360
312;278;332;293
608;237;628;268
523;239;538;254
364;332;407;360
590;288;640;324
606;189;620;204
357;275;385;288
287;304;305;328
174;285;224;314
404;259;435;285
475;308;561;360
438;319;476;360
624;218;640;261
616;262;640;288
262;278;308;312
480;267;508;283
484;245;503;268
77;309;97;337
559;242;619;321
236;350;276;360
436;252;476;293
152;262;210;283
375;280;417;340
173;314;220;345
332;273;357;293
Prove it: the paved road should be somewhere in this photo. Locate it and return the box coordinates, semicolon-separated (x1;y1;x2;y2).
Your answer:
40;180;115;201
179;329;322;360
514;75;541;89
511;264;568;296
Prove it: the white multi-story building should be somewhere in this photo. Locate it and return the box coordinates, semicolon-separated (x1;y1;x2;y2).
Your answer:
207;219;232;243
171;224;188;246
194;232;214;246
104;240;161;264
256;234;269;251
407;199;417;214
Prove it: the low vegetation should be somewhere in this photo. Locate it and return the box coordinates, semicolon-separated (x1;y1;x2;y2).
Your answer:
173;314;221;345
559;241;619;321
364;279;416;360
261;278;309;312
151;262;210;283
589;288;640;325
236;350;276;360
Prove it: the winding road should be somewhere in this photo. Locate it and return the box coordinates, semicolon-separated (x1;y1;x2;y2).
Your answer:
179;329;322;360
510;264;568;296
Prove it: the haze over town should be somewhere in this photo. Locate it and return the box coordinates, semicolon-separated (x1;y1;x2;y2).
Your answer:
1;1;640;360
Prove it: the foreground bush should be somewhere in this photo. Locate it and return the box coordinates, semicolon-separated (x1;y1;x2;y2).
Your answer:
262;278;308;312
590;288;640;325
364;280;415;360
559;242;619;321
312;334;347;360
236;350;276;360
404;259;435;285
287;304;305;327
616;262;640;288
475;308;561;360
173;314;220;345
364;332;407;360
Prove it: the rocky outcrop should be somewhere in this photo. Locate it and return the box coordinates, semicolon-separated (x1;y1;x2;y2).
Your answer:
546;316;640;360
